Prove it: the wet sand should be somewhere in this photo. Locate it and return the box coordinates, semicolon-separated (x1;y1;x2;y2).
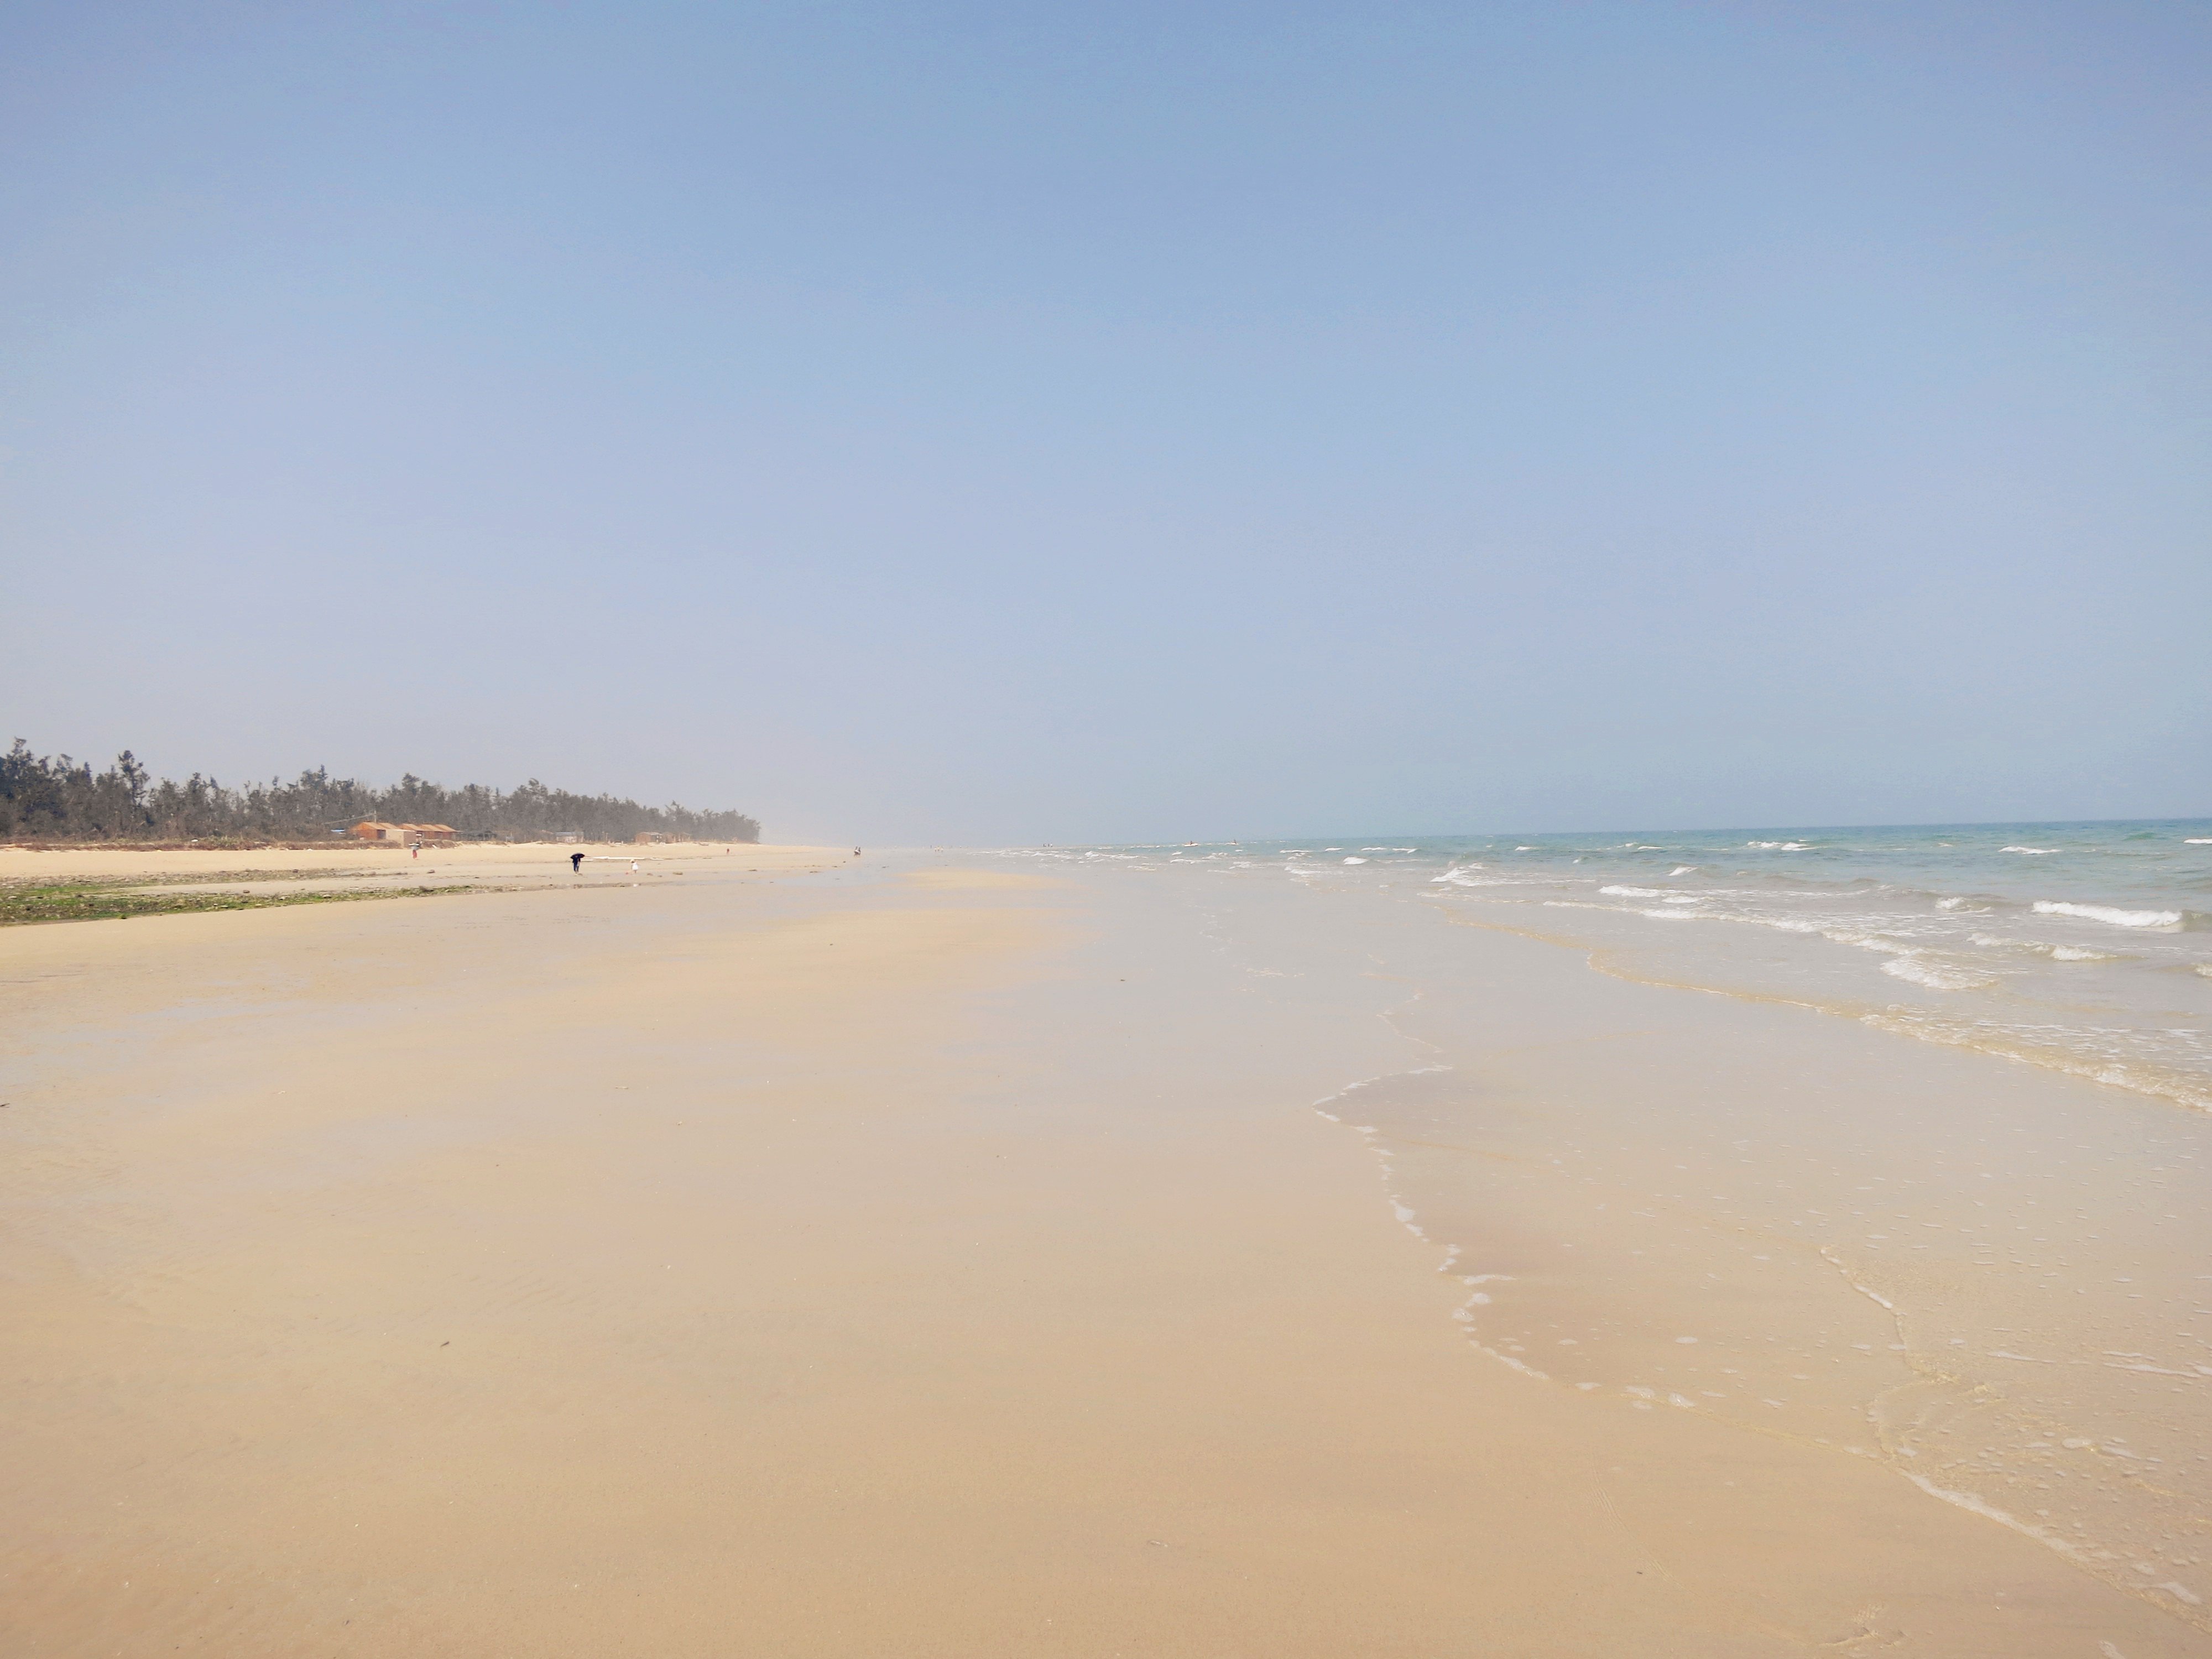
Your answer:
1;853;2201;1655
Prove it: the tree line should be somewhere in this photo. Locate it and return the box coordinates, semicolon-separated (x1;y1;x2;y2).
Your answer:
0;740;761;844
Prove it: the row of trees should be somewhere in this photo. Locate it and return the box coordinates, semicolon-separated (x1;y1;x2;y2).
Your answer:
0;740;761;844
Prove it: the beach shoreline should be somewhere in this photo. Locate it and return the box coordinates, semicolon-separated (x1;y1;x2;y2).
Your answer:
2;849;2204;1655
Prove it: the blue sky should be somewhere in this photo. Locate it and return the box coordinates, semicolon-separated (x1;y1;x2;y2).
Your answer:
3;2;2206;843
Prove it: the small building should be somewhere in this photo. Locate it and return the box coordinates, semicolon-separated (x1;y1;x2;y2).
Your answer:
634;831;675;845
550;831;582;844
348;821;455;846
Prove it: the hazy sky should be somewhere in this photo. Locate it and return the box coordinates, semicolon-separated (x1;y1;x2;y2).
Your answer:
4;3;2206;844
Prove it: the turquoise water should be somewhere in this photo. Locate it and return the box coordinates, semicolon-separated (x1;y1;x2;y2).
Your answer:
1020;820;2212;1112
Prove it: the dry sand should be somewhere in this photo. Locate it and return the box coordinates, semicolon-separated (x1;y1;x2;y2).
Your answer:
1;852;2200;1655
0;838;846;887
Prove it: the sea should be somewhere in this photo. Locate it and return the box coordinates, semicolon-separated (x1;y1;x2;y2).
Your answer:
993;819;2212;1626
1026;818;2212;1116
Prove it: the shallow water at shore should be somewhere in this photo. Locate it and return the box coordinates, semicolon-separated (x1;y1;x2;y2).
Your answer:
999;828;2212;1642
1020;820;2212;1113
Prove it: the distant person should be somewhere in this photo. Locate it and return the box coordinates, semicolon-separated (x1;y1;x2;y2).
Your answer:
853;847;860;858
570;851;584;873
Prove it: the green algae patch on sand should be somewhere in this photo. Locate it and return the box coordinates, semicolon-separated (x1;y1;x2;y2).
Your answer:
0;879;482;927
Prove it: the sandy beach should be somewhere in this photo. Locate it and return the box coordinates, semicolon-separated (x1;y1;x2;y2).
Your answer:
3;848;2205;1656
0;837;842;886
10;1;2201;1650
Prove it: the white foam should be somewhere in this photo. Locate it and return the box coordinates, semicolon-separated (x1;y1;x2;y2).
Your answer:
1669;865;1696;876
1432;867;1505;888
1902;1473;2081;1561
1343;856;1367;864
1936;896;1966;910
1485;1351;1548;1380
2032;901;2181;931
2002;846;2057;855
1880;954;1997;991
1971;935;2118;963
2187;838;2212;844
1821;1248;1896;1310
1745;841;1813;850
1599;885;1666;898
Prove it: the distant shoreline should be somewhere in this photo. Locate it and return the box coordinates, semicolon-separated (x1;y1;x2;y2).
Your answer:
0;841;852;927
0;836;748;852
0;740;761;845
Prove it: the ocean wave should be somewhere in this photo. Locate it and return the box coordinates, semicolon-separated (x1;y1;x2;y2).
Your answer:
1864;1010;2212;1114
1969;933;2121;963
2002;846;2057;855
1343;857;1368;864
1431;865;1505;888
1746;841;1814;851
2032;901;2182;931
1879;954;1999;991
1599;885;1668;898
